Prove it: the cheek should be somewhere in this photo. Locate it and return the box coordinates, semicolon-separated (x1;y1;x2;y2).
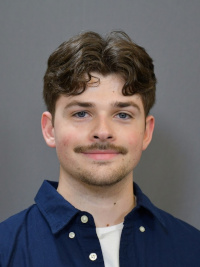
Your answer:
56;129;75;145
56;130;83;155
62;138;71;147
55;134;74;158
127;132;144;147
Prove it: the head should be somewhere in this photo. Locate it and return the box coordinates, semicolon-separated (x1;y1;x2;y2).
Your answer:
43;31;156;121
42;31;156;188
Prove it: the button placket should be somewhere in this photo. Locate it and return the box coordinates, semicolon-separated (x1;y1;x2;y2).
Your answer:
80;214;100;263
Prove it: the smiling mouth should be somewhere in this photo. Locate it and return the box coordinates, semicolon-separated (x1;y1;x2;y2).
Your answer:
82;150;120;160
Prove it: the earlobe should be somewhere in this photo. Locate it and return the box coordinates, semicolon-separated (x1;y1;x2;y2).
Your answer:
142;115;155;151
41;112;56;148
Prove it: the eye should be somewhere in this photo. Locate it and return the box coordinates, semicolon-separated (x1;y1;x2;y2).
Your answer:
116;112;132;119
73;111;89;118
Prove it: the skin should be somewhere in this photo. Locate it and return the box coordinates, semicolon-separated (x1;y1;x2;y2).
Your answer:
41;73;155;227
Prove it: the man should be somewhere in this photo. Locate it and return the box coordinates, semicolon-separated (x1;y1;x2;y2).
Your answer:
0;31;199;266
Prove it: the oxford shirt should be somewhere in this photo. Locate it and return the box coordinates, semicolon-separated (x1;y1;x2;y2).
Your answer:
0;180;200;267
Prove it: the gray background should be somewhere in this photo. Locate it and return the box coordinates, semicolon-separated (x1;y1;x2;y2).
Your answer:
0;0;200;229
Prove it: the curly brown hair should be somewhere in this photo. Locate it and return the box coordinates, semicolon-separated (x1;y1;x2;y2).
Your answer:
43;31;156;118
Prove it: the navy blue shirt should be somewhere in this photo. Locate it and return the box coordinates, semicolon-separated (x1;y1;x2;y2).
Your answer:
0;180;200;266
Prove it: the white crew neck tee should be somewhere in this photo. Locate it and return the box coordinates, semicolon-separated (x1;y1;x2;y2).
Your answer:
96;222;124;267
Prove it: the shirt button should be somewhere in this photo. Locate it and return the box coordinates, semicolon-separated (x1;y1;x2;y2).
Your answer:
139;226;145;232
89;253;97;261
81;215;88;223
69;232;75;238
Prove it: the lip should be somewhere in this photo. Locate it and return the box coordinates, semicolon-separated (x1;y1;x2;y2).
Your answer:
82;150;120;160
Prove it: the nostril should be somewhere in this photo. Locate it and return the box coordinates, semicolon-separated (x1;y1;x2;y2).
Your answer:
93;135;112;140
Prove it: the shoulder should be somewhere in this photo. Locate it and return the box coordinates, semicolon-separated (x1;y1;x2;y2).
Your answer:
155;206;200;244
146;205;200;265
0;205;43;265
0;204;37;229
158;206;199;231
135;182;200;241
0;205;38;248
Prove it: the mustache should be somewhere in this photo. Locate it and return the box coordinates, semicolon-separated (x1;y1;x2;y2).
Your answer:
74;143;128;155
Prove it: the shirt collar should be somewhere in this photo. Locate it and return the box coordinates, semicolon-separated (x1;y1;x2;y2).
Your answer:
35;180;166;234
35;180;79;234
133;182;167;228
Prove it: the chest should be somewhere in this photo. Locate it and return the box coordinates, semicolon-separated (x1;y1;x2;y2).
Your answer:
6;219;191;267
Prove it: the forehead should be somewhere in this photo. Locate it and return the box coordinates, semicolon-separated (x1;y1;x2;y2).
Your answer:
56;73;144;111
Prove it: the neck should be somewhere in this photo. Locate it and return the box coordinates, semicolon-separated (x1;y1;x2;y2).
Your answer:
57;171;135;227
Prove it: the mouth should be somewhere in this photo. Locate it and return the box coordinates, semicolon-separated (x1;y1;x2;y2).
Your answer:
82;150;120;160
74;143;128;161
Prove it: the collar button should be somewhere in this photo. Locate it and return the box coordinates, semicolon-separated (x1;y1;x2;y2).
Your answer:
81;215;88;223
69;232;75;238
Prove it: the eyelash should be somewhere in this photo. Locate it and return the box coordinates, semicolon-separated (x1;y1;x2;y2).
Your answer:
73;111;132;120
116;112;132;119
73;111;89;118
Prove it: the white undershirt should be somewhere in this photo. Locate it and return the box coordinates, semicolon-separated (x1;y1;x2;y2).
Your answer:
96;222;124;267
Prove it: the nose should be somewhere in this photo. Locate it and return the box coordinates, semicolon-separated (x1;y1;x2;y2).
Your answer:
90;116;114;142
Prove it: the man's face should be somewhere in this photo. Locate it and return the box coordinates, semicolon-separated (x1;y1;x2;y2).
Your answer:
42;73;154;187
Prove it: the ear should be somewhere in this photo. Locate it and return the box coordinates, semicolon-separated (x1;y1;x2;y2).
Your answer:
142;115;155;151
41;112;56;148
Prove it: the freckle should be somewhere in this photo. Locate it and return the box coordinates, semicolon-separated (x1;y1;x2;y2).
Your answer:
114;202;116;205
106;224;109;227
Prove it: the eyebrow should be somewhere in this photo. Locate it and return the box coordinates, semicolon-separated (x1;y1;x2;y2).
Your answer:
113;101;141;111
64;100;141;111
64;101;95;109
